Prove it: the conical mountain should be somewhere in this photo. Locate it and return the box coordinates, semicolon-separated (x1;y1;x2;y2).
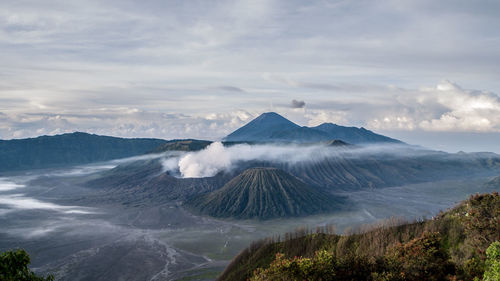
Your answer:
185;167;339;219
224;112;402;144
224;112;300;142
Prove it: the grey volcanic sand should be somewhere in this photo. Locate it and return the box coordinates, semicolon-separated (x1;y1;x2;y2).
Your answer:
0;160;498;280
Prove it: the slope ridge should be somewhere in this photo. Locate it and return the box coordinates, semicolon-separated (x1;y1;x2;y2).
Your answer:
185;167;339;219
0;132;167;172
218;192;500;281
224;112;300;142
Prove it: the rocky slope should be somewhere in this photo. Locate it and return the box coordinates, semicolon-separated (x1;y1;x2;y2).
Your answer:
185;167;341;219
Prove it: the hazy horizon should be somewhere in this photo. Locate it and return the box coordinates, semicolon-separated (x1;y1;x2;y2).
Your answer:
1;0;499;152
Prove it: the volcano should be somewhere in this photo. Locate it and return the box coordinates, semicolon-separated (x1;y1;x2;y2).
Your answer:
185;167;340;219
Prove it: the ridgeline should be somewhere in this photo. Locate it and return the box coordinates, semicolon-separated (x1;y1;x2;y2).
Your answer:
218;192;500;281
185;167;342;219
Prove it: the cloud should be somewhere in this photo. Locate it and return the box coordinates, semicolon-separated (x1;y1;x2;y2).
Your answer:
216;86;246;92
0;109;254;140
291;99;305;108
369;81;500;132
305;110;347;127
0;0;499;143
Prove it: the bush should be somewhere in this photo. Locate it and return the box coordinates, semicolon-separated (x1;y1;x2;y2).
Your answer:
0;249;54;281
483;241;500;281
383;232;455;281
250;250;337;281
222;193;499;281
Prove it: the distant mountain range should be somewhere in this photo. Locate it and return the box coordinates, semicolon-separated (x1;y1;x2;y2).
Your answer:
185;167;342;219
73;112;500;220
224;112;401;144
0;132;167;172
0;112;403;172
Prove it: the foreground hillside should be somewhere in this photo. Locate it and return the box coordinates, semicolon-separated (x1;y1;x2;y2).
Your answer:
0;132;167;172
218;192;500;281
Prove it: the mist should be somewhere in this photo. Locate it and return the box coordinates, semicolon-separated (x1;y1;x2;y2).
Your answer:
0;193;96;214
164;142;436;178
0;178;25;191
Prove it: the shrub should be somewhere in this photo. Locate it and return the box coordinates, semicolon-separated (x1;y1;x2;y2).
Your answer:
250;250;337;281
0;249;54;281
383;232;455;281
483;241;500;281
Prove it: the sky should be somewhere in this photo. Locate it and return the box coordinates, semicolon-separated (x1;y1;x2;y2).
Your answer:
1;0;500;153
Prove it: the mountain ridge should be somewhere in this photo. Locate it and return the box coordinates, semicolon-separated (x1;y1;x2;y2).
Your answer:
0;132;167;172
224;112;402;144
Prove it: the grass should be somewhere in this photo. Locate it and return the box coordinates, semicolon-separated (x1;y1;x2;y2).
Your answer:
218;192;500;281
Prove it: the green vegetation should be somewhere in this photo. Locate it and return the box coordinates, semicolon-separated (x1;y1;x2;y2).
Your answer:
0;249;54;281
152;139;212;153
484;241;500;281
186;167;342;219
218;192;500;280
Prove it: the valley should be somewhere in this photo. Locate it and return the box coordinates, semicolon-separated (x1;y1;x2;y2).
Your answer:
1;113;499;280
0;156;498;280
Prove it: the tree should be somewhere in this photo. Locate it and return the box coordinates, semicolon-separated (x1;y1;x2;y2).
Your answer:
0;249;54;281
483;241;500;281
384;232;455;281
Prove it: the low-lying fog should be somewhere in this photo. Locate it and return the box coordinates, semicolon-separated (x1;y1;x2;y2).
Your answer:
0;149;498;281
164;142;449;178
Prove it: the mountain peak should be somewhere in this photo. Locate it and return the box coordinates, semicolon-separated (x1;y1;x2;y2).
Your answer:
224;112;402;144
224;112;299;142
254;112;296;124
185;167;339;219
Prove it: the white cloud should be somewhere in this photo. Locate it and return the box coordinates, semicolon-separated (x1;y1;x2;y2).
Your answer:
0;0;499;143
305;110;348;127
369;81;500;132
1;81;499;140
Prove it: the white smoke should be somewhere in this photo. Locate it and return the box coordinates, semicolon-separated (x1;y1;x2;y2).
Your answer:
166;142;362;178
178;142;231;177
170;141;327;178
161;141;456;178
175;142;330;177
161;157;181;172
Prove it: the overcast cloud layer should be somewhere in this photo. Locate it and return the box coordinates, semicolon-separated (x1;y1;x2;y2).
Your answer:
1;0;499;152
